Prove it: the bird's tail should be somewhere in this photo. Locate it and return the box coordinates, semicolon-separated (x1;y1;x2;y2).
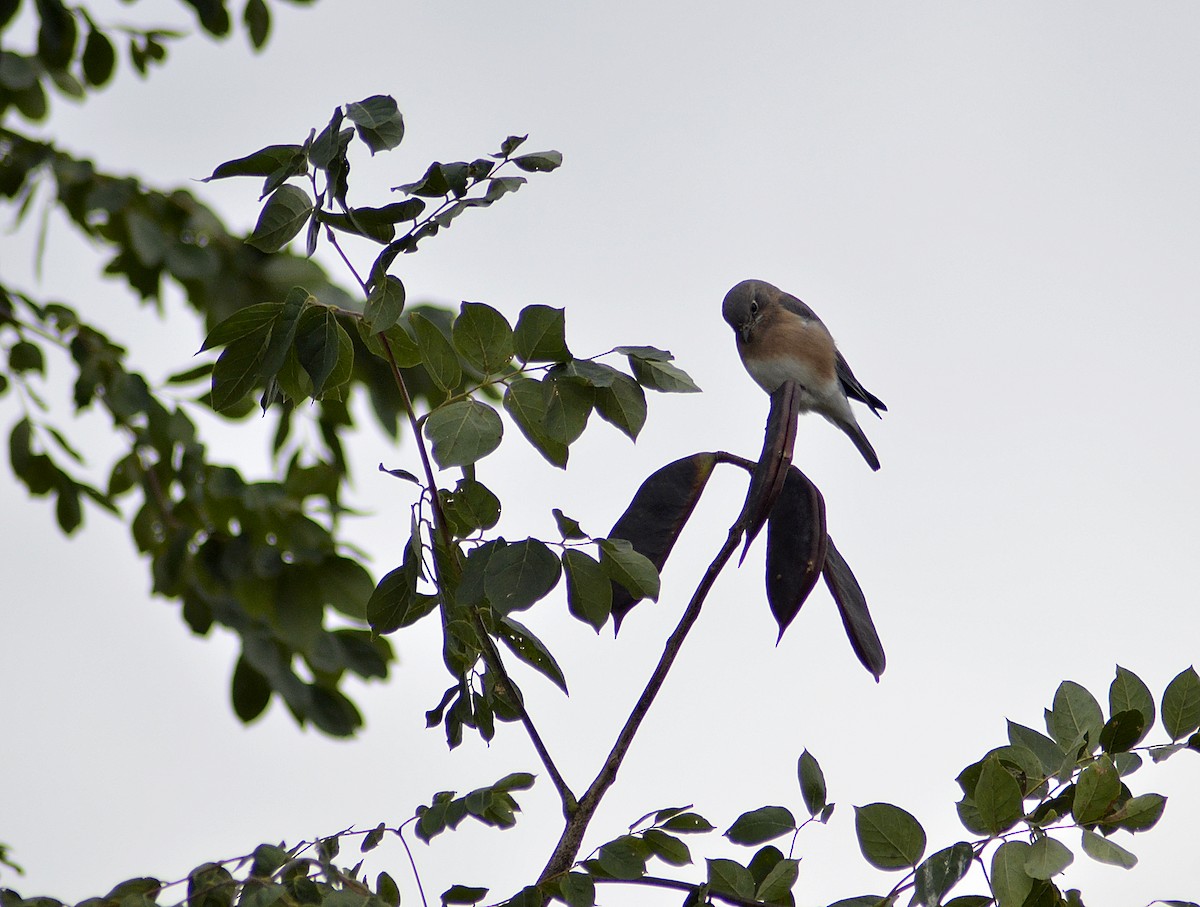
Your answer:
837;418;881;471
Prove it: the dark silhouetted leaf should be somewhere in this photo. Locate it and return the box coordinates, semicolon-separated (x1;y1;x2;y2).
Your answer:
346;95;404;154
511;150;562;172
514;305;569;363
246;184;313;252
607;453;717;631
365;275;406;333
1099;709;1146;754
82;27;116;86
725;806;796;846
797;750;826;817
563;549;611;632
593;371;647;440
497;615;567;693
822;538;885;678
765;465;826;640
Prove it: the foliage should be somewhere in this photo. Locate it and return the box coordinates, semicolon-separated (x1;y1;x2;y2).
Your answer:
2;4;1197;907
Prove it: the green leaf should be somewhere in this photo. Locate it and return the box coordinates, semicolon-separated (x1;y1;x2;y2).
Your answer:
513;305;569;363
243;0;270;48
201;301;281;351
660;812;715;834
1162;666;1200;740
9;339;44;373
206;144;306;181
755;857;798;903
1024;837;1073;880
1080;828;1137;868
599;537;660;602
452;302;514;375
497;615;568;693
557;873;594;907
628;355;701;393
552;508;587;539
542;373;593;446
212;331;270;411
912;842;972;907
82;26;117;86
1102;792;1166;833
260;288;308;376
597;836;648;880
1046;680;1104;751
361;823;385;853
798;750;827;816
367;560;435;634
484;538;561;612
376;874;400;907
503;377;567;467
346;95;405;154
989;841;1033;907
642;829;691;867
593;371;647;440
974;755;1023;834
440;885;487;905
706;859;754;900
37;0;78;68
1072;756;1121;826
1110;665;1155;743
854;803;926;870
246;184;313;253
563;549;611;632
424;400;503;469
294;305;352;396
231;656;271;722
725;806;796;846
1099;709;1146;754
188;863;235;907
1007;720;1068;778
511;150;563;172
365;276;406;333
442;479;501;535
411;312;463;392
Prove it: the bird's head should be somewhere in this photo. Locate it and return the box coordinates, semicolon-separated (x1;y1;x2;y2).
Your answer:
722;279;775;344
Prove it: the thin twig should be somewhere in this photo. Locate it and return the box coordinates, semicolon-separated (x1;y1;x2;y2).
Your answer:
537;509;750;882
378;334;576;811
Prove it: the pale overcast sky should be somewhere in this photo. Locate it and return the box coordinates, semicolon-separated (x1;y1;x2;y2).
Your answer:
4;3;1199;905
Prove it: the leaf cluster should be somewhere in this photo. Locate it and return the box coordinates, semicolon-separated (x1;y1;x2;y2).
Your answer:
835;666;1200;907
0;0;291;123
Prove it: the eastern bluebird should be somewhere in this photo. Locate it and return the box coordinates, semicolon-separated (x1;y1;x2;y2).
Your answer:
722;279;886;470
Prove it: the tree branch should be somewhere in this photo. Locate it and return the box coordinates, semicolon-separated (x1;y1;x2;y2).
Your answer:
537;514;747;882
378;335;576;812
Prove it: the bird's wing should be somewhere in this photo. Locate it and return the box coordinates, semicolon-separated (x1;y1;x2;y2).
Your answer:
774;290;823;323
835;350;887;416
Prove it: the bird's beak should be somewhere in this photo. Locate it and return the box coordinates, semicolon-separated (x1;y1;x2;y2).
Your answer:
738;320;754;344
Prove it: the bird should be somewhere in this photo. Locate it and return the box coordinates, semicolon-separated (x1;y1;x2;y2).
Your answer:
722;279;886;470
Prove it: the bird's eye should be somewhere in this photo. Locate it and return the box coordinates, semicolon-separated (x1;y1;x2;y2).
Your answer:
749;300;759;316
